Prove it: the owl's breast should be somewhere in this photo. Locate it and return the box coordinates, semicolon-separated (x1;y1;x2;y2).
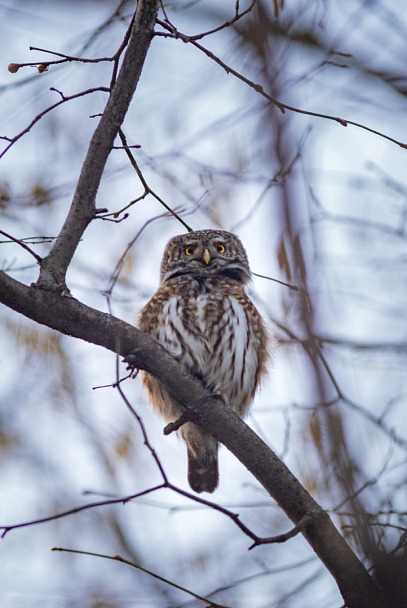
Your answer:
142;280;265;415
155;294;210;365
185;290;261;410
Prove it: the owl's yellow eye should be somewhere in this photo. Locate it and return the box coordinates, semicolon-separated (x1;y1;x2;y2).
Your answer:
216;243;226;254
185;246;195;256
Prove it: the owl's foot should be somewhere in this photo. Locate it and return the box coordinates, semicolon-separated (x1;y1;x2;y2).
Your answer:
124;352;139;376
163;412;195;435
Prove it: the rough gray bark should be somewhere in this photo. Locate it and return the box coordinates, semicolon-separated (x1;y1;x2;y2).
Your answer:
0;1;391;606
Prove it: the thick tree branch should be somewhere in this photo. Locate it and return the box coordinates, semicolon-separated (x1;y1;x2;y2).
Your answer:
36;0;159;291
0;269;389;608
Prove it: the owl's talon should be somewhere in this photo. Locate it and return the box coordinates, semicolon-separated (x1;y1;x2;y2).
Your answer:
124;363;139;379
163;412;194;435
124;352;138;367
123;352;141;378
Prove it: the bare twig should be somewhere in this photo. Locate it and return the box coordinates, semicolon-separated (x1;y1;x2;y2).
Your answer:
114;375;170;484
7;47;115;73
248;514;313;549
163;412;194;434
0;484;164;538
52;547;230;608
155;19;407;149
0;87;110;159
252;271;299;291
115;129;193;230
159;0;257;42
0;229;43;263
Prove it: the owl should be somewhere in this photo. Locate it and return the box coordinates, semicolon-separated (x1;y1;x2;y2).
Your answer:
138;229;270;493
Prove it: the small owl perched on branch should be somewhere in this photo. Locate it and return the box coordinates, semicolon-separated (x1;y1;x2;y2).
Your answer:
138;229;270;493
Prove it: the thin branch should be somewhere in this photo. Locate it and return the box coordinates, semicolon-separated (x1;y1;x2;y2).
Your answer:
223;514;310;551
315;336;407;354
0;87;110;159
0;229;42;263
155;19;407;149
115;374;170;484
108;10;137;89
315;344;407;450
79;0;133;55
116;129;193;230
30;45;112;61
101;191;149;218
159;0;257;42
7;7;135;81
52;548;230;608
252;271;299;291
0;485;165;538
0;352;310;552
0;449;310;551
7;47;115;73
103;213;167;295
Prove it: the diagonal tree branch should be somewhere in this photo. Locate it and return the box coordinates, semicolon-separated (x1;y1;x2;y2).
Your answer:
0;269;390;608
36;0;160;291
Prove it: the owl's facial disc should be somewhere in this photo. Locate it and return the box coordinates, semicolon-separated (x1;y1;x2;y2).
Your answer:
160;230;251;284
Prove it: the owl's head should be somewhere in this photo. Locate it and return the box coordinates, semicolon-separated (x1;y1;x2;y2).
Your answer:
160;229;251;285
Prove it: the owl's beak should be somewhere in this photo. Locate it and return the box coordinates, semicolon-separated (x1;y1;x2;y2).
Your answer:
202;248;211;265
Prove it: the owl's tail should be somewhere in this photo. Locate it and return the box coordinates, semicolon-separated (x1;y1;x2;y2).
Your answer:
187;447;219;493
184;429;219;493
